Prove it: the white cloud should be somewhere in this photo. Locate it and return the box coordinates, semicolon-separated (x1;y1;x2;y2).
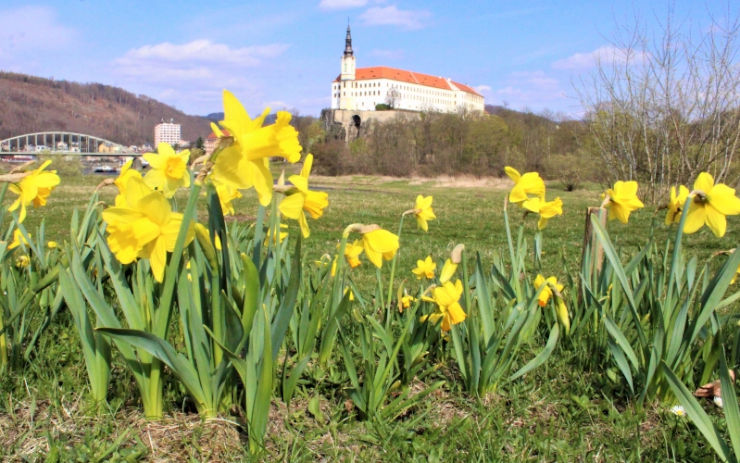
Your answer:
319;0;368;10
116;40;289;67
110;40;291;115
0;5;75;56
491;70;571;112
552;45;649;70
474;85;492;93
360;5;431;30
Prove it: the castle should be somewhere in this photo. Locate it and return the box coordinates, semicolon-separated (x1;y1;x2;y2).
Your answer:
330;25;484;114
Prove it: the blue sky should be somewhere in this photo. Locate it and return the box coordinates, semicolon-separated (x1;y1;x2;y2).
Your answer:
1;1;736;118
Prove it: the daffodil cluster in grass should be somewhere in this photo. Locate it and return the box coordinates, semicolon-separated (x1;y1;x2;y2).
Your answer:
98;89;331;282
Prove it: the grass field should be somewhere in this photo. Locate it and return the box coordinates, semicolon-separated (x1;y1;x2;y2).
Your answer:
1;166;738;462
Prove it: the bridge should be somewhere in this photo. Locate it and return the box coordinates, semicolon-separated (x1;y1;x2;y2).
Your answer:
0;131;141;157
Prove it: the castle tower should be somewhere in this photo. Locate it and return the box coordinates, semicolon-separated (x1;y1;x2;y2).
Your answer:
340;24;356;81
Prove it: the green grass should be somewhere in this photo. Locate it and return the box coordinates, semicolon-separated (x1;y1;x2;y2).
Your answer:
1;166;738;461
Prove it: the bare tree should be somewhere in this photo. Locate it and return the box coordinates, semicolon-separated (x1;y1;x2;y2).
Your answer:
577;9;740;201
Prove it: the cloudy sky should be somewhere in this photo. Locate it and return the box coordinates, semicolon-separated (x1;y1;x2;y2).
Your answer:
0;1;735;118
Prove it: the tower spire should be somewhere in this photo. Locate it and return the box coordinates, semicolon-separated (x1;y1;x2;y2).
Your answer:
344;22;353;57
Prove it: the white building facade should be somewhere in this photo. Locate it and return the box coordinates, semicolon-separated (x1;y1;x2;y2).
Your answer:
331;26;484;114
154;121;181;146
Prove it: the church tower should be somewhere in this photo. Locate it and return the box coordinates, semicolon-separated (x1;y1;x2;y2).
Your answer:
340;24;356;81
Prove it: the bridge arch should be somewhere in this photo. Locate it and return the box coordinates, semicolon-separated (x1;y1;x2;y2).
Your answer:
0;131;130;154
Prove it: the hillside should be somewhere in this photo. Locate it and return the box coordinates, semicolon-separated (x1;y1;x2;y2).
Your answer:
0;72;211;145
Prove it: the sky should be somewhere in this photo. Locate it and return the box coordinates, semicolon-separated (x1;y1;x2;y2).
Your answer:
1;1;737;118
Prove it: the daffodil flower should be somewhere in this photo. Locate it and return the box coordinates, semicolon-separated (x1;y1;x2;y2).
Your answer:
522;196;563;229
413;195;436;231
211;90;302;206
534;274;563;307
412;255;436;279
439;258;457;284
8;160;61;223
362;228;399;268
423;279;467;331
534;274;570;334
604;180;644;224
212;179;242;216
400;294;416;311
684;172;740;237
114;159;143;206
8;228;30;250
665;185;690;225
102;176;194;282
505;166;545;204
143;143;191;198
279;154;329;238
344;239;364;268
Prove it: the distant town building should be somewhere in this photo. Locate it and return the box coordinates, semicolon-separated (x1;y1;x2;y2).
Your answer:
154;120;181;146
331;25;484;114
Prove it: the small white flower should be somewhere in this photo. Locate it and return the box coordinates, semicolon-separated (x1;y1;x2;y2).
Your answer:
713;396;724;408
670;405;686;416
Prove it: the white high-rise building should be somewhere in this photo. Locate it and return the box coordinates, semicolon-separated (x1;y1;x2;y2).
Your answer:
154;120;181;146
330;25;484;114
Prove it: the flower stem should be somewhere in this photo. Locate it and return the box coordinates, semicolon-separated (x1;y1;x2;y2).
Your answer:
385;214;406;321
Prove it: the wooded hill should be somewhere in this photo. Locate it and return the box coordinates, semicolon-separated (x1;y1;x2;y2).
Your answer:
0;72;211;145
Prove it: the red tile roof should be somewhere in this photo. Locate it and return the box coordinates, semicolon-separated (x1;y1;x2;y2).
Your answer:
335;66;481;97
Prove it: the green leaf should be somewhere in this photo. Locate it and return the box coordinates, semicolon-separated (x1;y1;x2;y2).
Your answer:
510;323;559;381
662;361;733;462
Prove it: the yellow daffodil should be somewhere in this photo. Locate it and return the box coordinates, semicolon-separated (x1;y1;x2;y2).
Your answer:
47;241;58;249
279;154;329;238
211;90;302;206
504;166;545;204
114;160;143;206
413;195;436;231
522;196;563;229
8;229;30;250
344;239;364;268
210;179;242;216
534;274;569;334
15;255;30;268
412;255;436;279
604;180;644;224
344;287;355;301
143;143;191;197
665;185;690;225
8;160;61;223
102;176;194;282
556;298;570;334
534;274;563;307
439;258;457;284
362;228;399;268
732;264;739;284
684;172;740;237
265;224;289;246
400;294;416;312
424;279;467;332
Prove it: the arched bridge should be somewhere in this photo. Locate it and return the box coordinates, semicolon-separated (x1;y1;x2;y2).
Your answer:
0;131;140;156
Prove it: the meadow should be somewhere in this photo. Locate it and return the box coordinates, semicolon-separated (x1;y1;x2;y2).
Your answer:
0;151;739;462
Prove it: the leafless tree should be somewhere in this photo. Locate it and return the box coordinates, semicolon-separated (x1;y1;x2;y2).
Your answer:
577;9;740;201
